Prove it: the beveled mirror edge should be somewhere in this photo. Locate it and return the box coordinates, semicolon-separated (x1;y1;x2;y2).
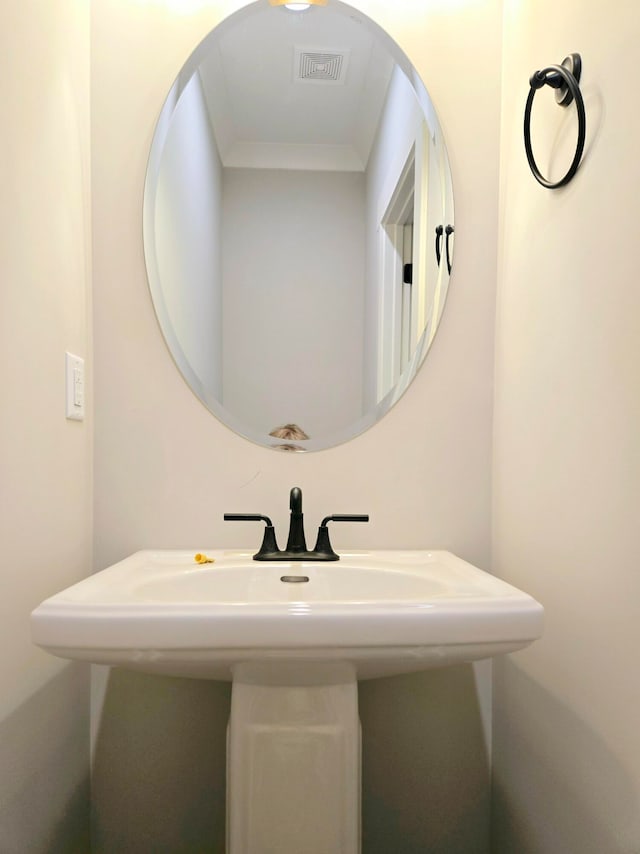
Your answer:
142;0;455;453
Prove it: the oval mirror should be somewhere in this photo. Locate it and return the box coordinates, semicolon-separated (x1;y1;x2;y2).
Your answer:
143;0;454;452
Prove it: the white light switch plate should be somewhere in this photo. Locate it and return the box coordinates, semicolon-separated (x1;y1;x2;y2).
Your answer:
65;352;85;421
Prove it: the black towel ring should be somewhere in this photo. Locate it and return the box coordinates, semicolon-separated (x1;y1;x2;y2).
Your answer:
524;53;586;189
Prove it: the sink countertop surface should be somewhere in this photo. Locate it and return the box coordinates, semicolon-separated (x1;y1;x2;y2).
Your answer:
31;549;544;680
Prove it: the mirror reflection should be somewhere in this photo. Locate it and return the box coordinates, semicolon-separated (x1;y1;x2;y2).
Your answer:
143;1;454;451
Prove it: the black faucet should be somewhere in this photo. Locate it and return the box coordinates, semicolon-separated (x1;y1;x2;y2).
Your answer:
224;487;369;561
286;486;307;553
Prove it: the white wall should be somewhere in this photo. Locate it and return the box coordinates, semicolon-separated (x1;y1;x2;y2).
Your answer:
492;1;640;851
91;0;501;850
0;1;92;850
221;167;365;439
154;70;224;398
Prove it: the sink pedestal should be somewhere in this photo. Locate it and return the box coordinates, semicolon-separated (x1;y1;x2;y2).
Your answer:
227;664;360;853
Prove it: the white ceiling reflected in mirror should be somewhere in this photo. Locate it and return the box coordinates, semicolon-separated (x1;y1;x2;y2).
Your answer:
143;0;454;452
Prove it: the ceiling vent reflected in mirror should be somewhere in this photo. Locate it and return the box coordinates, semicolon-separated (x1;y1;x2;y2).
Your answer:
295;48;350;84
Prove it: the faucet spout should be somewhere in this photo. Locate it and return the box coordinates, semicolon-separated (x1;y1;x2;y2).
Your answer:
289;486;302;515
286;487;307;553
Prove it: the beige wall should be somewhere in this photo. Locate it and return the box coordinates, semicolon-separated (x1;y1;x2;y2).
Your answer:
91;0;501;850
221;168;365;438
492;1;640;851
0;1;92;851
5;2;637;850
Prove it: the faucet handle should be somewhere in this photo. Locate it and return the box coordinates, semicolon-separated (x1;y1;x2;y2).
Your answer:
223;514;280;559
313;514;370;560
224;513;273;524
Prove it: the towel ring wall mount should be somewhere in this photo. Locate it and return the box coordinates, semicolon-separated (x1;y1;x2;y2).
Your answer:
524;53;586;189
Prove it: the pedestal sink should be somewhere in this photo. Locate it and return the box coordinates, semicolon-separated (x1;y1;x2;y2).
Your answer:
31;549;543;853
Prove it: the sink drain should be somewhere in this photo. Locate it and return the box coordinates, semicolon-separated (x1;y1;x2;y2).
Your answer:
280;575;309;583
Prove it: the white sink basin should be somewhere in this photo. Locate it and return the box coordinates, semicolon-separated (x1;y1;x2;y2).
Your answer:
31;549;543;680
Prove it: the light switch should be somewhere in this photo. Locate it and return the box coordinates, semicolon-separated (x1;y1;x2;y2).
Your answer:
65;352;85;421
